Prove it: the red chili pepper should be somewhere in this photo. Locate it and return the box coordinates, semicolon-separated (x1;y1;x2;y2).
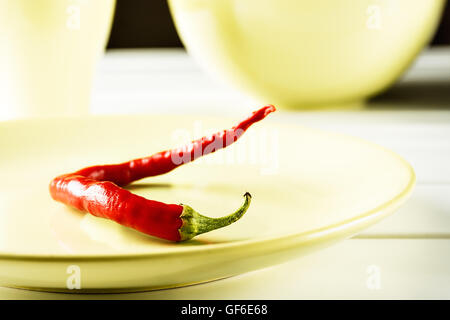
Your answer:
49;105;276;241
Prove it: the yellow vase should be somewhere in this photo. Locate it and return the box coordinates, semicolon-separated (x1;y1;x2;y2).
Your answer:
169;0;446;109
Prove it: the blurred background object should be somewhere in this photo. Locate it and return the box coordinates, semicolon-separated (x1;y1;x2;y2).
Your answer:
107;0;449;48
0;0;115;120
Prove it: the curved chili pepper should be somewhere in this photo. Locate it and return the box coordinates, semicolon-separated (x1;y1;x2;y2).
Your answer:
49;105;276;242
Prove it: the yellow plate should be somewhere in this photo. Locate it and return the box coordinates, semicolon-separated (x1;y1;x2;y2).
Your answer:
0;115;415;292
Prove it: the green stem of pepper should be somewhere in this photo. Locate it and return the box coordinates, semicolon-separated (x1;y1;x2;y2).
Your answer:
178;192;251;241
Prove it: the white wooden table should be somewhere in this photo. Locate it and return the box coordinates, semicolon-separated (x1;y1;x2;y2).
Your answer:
1;48;449;299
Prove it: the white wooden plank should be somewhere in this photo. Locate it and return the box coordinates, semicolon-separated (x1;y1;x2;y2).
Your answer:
1;239;449;299
402;47;450;82
98;49;196;73
91;49;258;116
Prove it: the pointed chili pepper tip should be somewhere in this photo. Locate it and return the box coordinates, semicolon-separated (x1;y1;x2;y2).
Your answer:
178;192;252;241
264;104;276;115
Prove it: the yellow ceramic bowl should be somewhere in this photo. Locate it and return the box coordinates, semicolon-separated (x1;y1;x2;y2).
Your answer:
168;0;446;109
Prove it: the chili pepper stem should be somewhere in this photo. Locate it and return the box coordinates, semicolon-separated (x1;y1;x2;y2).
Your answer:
178;192;252;241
